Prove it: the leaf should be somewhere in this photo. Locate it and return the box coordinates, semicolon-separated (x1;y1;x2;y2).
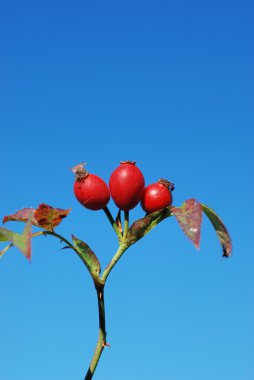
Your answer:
201;204;232;257
0;218;32;259
3;204;71;231
34;204;71;231
172;199;202;249
72;235;101;278
3;208;38;226
0;228;14;242
126;208;172;246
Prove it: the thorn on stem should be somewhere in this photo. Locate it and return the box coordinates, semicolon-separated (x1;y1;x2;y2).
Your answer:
102;342;111;348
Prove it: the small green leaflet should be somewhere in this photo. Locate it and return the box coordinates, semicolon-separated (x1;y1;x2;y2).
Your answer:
72;235;101;278
201;204;232;257
0;218;32;259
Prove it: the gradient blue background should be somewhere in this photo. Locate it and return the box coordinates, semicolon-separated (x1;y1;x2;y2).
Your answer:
0;1;253;379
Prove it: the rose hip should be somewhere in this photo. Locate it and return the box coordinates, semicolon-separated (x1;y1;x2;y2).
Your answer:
109;161;145;211
72;163;110;211
141;179;174;213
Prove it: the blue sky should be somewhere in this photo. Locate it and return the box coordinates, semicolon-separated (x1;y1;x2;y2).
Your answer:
0;1;253;379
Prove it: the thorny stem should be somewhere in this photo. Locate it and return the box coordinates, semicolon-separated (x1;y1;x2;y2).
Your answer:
84;286;107;380
83;242;129;379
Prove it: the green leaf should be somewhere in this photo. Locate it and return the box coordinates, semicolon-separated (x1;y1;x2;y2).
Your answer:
72;235;101;278
0;218;32;259
171;199;203;249
201;204;232;257
126;207;172;246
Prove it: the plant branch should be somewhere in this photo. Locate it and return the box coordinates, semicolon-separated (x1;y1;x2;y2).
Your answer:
84;286;107;380
103;207;122;240
101;243;128;283
42;230;76;250
123;210;129;240
35;230;99;280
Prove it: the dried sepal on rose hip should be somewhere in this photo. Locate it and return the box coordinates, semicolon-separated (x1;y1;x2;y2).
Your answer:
109;161;145;211
72;163;110;211
140;179;174;214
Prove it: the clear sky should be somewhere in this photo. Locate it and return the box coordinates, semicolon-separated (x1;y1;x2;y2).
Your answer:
0;1;253;379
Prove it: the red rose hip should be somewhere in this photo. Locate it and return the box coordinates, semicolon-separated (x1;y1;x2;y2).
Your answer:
141;179;174;213
109;161;145;211
72;163;110;210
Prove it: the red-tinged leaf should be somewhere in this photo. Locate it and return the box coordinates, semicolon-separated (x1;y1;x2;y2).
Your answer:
126;207;172;246
0;218;32;259
201;204;232;257
3;208;39;226
72;235;101;279
3;204;71;231
34;204;71;231
172;199;203;249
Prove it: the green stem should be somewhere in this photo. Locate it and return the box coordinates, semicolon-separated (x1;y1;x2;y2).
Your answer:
123;210;129;240
84;242;129;379
103;207;123;240
42;230;75;249
101;243;128;283
30;230;75;251
36;231;94;276
84;286;106;380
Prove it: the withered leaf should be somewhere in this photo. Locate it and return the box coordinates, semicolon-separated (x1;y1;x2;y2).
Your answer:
172;199;202;249
202;204;232;257
3;204;71;231
3;208;38;226
34;204;71;231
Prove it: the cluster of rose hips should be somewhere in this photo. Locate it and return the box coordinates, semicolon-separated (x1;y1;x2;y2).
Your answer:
72;161;174;214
